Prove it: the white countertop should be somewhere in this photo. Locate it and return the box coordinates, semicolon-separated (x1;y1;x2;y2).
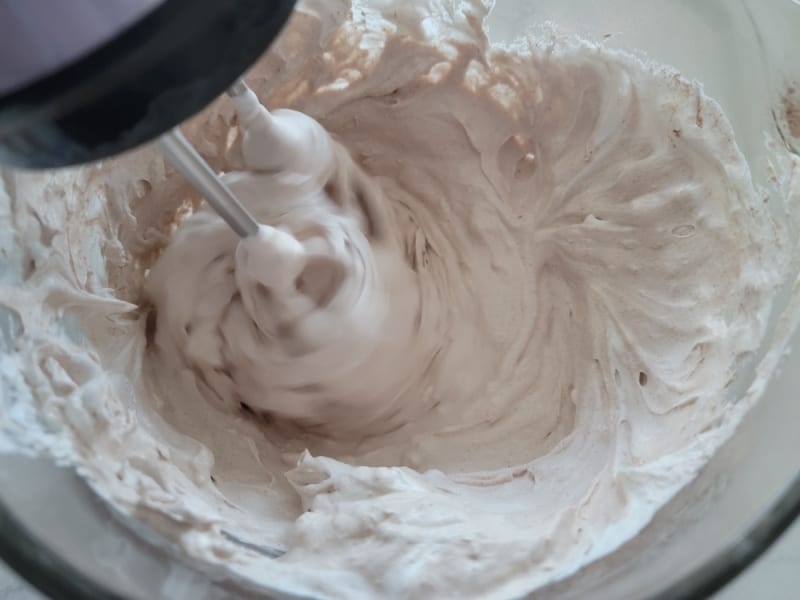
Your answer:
1;517;799;599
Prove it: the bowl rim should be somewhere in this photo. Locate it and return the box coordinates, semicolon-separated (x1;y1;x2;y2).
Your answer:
0;500;125;600
1;472;799;599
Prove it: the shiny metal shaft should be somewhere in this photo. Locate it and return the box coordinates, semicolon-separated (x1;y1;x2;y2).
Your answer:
157;129;259;238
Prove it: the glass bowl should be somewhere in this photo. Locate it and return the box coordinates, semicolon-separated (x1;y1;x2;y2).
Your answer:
1;0;799;598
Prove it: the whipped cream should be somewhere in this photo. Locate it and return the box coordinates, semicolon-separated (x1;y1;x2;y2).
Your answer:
1;1;798;599
146;97;424;433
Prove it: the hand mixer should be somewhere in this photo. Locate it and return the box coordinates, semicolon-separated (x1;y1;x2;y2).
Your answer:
155;82;262;238
0;0;300;238
0;0;327;561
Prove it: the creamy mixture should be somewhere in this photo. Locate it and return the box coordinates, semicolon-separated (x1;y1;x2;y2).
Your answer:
1;1;799;598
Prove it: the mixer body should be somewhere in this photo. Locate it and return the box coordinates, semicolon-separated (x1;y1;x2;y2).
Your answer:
0;0;296;168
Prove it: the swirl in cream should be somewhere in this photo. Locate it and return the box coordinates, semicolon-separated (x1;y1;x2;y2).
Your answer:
0;1;794;598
